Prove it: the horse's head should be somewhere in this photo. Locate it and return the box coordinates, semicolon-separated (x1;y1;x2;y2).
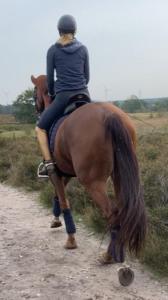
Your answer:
31;75;51;113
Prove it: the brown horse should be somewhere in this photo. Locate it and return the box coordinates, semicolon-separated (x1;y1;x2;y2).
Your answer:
31;74;146;263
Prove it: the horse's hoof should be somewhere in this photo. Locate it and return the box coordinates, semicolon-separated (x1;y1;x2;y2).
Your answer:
64;239;78;250
118;266;134;286
98;252;116;265
50;218;62;228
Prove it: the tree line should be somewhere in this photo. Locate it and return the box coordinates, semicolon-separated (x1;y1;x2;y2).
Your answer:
0;89;168;123
0;104;13;114
0;88;36;123
113;97;168;113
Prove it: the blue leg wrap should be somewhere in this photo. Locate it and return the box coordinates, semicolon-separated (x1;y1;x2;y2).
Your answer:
52;197;61;217
63;208;76;234
108;225;125;263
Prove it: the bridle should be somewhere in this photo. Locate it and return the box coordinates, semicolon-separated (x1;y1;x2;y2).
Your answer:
33;86;38;111
33;86;44;114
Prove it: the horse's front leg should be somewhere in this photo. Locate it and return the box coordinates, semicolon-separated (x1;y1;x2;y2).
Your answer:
49;172;77;249
50;195;62;228
50;177;71;228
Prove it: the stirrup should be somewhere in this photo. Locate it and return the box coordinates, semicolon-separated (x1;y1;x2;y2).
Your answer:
37;161;56;178
37;161;48;178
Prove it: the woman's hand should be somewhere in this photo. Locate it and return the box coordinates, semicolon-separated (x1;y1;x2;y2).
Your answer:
48;93;56;102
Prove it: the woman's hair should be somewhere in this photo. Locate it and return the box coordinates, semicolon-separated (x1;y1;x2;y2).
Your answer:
57;33;74;46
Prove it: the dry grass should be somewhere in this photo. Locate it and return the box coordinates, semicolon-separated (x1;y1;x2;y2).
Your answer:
0;123;35;138
0;114;16;123
129;112;168;134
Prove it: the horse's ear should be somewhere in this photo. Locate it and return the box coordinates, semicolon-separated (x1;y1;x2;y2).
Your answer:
31;75;37;85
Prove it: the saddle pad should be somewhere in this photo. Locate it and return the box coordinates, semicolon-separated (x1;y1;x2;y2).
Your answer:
48;116;67;153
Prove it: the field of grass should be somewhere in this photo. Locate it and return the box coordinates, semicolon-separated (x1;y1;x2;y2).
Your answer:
0;114;16;123
0;115;35;138
0;112;168;276
130;111;168;134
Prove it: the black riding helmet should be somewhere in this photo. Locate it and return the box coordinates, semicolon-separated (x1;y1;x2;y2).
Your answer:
57;15;77;35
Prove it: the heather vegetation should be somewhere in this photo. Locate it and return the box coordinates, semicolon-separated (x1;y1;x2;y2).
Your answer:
113;96;168;113
0;112;168;276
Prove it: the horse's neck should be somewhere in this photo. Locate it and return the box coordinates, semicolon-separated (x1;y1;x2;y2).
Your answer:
43;94;51;108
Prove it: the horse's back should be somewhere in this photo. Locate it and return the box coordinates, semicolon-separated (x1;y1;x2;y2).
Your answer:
64;102;136;147
55;102;136;182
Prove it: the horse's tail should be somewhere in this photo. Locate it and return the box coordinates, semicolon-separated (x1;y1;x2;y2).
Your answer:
105;113;147;255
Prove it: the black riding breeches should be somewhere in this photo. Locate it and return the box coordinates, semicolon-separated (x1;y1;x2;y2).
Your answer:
37;89;90;132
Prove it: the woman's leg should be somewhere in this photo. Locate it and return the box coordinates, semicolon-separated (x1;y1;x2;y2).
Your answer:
35;127;52;161
36;93;69;174
36;89;91;174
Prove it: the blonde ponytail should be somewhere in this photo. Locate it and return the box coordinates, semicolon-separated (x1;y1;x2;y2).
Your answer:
57;33;74;46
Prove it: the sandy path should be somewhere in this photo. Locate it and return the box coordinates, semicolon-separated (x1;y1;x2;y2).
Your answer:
0;184;168;300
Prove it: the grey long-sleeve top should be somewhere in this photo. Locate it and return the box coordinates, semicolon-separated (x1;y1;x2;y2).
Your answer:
46;39;90;96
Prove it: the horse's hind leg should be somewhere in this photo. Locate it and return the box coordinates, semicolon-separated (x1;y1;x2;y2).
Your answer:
85;181;112;221
85;180;120;264
49;172;77;249
85;181;112;247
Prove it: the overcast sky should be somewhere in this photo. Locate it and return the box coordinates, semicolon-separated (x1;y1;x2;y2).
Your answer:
0;0;168;104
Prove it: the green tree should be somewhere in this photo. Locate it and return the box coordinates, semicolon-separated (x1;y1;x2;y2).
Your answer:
13;89;36;123
154;99;168;112
113;100;122;108
0;104;13;114
121;95;146;113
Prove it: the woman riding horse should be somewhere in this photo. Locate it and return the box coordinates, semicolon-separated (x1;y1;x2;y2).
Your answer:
31;15;147;263
35;15;91;176
32;72;147;262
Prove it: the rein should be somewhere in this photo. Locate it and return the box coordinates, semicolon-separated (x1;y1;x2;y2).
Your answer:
33;86;38;112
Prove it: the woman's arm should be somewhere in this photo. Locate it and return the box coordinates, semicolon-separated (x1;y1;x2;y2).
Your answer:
84;47;90;84
46;47;55;97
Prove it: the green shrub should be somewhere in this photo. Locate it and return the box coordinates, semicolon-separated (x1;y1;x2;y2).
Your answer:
39;183;54;208
141;220;168;276
138;132;168;276
144;148;159;160
0;135;41;190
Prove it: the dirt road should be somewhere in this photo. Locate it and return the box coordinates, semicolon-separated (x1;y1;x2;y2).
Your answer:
0;184;168;300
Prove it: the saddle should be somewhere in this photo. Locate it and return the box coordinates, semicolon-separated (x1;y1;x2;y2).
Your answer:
49;93;90;153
